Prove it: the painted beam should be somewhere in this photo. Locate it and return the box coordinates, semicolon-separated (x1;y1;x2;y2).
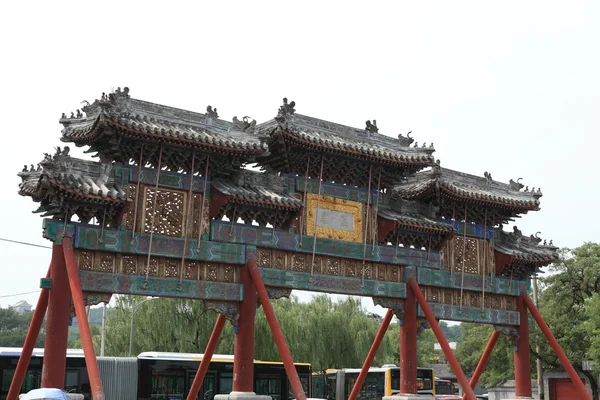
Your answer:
259;267;406;298
211;220;441;268
78;270;243;301
417;267;527;296
115;166;210;193
294;177;383;204
438;219;496;239
417;303;520;326
42;219;245;264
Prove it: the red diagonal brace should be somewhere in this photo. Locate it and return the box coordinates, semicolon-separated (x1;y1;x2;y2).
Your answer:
247;259;307;400
522;292;592;400
63;237;105;400
461;330;500;400
408;278;476;400
187;314;226;400
348;309;394;400
6;267;51;400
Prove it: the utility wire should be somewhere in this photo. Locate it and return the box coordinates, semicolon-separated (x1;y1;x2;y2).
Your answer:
0;237;52;249
0;290;42;298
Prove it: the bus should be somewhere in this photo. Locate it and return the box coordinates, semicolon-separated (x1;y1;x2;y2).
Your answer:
0;348;312;400
434;378;455;396
313;365;436;400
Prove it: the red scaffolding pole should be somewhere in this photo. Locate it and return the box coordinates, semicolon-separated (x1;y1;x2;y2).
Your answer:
247;259;307;400
407;278;476;400
348;309;394;400
461;330;500;400
187;314;227;400
62;237;105;400
6;267;51;400
522;292;592;400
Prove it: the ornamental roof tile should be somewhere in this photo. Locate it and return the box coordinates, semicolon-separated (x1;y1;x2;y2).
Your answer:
18;148;127;202
212;170;302;209
393;166;541;210
495;227;559;265
60;88;268;154
377;207;454;234
257;112;434;165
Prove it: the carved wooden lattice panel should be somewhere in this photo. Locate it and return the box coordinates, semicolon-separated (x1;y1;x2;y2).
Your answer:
442;236;495;275
192;194;210;239
144;188;185;237
125;184;138;231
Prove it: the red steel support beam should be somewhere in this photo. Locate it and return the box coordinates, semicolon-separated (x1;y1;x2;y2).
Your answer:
187;314;227;400
41;244;71;389
514;295;532;398
461;330;500;400
7;268;51;400
522;292;592;400
400;286;418;394
247;259;307;400
233;264;257;393
62;237;105;400
348;309;394;400
408;278;476;400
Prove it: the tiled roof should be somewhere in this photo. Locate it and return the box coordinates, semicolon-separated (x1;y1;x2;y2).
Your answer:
18;149;127;202
60;89;268;154
378;207;454;234
258;114;434;165
212;170;302;209
393;167;541;210
495;228;559;264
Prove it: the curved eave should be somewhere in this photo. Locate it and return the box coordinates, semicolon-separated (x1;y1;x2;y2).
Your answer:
62;115;268;156
274;130;433;167
439;185;540;211
49;180;128;204
225;198;302;210
380;216;454;236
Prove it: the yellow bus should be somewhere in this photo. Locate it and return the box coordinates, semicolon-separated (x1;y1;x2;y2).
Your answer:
312;365;436;400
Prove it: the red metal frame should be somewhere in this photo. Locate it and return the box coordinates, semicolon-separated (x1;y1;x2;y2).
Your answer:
6;267;51;400
348;309;394;400
62;238;105;400
514;295;532;397
461;331;500;400
522;292;592;400
233;264;257;392
247;259;307;400
407;278;476;400
41;244;72;389
400;285;418;394
187;314;227;400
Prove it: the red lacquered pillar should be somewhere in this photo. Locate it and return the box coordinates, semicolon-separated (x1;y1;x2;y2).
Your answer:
41;244;71;389
233;264;257;393
400;286;418;395
514;295;532;398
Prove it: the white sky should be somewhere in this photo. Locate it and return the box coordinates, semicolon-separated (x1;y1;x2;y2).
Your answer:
0;1;598;320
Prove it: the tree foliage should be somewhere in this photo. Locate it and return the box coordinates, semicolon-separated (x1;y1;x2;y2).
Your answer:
0;308;44;347
96;294;436;371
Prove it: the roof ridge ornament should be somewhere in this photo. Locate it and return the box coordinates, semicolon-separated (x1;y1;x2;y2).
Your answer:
274;97;296;128
397;131;414;147
232;116;257;133
509;177;524;192
365;120;378;133
206;105;219;119
484;171;493;187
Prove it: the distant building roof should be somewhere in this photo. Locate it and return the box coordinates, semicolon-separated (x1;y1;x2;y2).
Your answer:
11;300;32;308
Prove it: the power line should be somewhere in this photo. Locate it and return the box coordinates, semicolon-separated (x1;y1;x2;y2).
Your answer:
0;237;51;249
0;290;41;299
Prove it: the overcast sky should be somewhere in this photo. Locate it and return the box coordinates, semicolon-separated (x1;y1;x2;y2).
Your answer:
0;1;598;319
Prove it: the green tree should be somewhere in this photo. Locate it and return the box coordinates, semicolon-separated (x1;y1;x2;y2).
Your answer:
0;308;44;347
531;243;600;399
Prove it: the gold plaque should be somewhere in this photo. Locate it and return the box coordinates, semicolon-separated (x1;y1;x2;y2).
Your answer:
305;193;364;243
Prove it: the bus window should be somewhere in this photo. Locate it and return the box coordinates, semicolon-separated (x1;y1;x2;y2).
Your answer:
287;375;310;399
390;368;434;395
65;369;79;393
256;374;281;400
151;369;185;399
219;372;233;395
344;372;385;400
325;373;336;400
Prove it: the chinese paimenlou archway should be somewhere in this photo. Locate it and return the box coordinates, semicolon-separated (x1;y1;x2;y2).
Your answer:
10;88;589;400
